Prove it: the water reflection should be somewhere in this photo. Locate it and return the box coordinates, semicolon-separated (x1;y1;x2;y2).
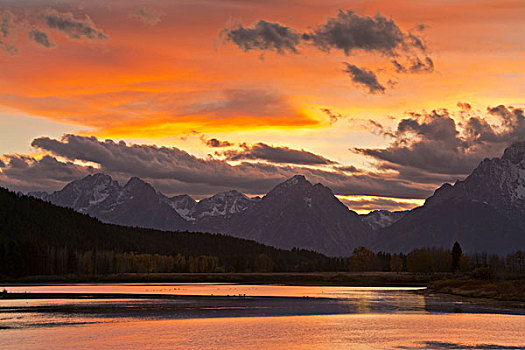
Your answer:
1;284;523;331
1;285;524;349
1;314;523;350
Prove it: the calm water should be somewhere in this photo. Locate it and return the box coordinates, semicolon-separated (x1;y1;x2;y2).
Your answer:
0;283;524;349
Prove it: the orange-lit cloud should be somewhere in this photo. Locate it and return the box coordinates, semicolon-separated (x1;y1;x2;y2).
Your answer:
0;0;523;211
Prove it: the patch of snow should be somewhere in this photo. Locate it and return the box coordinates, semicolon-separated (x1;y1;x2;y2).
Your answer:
304;197;312;208
88;183;110;205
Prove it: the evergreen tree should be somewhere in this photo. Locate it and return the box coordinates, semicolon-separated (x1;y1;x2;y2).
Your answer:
452;241;463;272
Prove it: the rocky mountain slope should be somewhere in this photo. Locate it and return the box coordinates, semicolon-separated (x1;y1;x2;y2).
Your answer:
30;174;372;256
28;142;525;256
374;142;525;254
30;174;189;232
360;210;407;231
223;175;373;256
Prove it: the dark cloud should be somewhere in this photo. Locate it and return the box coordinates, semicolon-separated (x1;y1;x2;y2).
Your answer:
335;165;361;173
343;63;385;94
133;6;163;26
220;142;337;165
1;10;14;38
0;40;17;55
223;10;427;59
0;134;430;199
355;104;525;183
28;27;54;48
222;20;301;54
206;138;233;148
222;10;432;92
320;108;345;123
45;10;108;40
0;10;17;55
391;56;434;73
304;10;423;56
0;154;95;193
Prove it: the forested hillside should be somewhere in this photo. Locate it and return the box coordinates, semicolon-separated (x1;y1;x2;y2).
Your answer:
0;188;337;277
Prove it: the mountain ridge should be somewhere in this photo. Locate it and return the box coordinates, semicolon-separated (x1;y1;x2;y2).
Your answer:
27;142;525;255
374;142;525;254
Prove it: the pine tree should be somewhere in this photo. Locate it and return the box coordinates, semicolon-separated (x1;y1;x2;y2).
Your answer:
452;241;463;272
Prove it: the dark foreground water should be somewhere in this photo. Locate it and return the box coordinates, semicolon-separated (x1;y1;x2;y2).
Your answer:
0;284;524;349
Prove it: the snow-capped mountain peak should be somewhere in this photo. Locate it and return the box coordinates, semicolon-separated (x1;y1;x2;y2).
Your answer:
194;190;256;218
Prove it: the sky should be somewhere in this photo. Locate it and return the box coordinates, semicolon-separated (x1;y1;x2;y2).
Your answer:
0;0;524;213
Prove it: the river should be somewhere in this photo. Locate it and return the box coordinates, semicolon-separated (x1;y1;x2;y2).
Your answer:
0;283;523;349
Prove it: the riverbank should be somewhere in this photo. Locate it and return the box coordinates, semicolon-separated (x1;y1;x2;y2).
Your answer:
1;271;445;286
427;278;525;302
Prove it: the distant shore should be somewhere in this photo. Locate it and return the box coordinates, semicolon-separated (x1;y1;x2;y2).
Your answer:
426;278;525;303
0;271;443;286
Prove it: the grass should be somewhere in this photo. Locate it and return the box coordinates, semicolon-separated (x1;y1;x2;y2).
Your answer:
429;277;525;302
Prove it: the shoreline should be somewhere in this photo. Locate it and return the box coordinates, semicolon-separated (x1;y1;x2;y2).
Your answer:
418;289;525;310
0;271;440;287
426;278;525;303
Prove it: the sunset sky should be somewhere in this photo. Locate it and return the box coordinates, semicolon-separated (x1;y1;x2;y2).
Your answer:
0;0;524;213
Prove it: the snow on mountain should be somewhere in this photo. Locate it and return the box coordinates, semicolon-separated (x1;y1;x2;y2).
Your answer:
375;142;525;254
224;174;373;256
28;174;188;231
194;190;256;219
360;210;407;231
164;194;197;221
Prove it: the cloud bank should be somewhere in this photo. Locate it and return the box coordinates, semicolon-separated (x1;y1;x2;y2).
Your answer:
355;104;525;184
0;134;429;200
220;142;336;165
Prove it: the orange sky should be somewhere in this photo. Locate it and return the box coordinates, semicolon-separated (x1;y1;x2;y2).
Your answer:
0;0;523;212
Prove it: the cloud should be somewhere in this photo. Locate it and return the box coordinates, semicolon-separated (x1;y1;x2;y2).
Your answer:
0;40;17;55
338;196;420;212
304;10;422;56
335;165;361;173
133;6;163;26
0;10;18;55
45;9;108;40
222;20;301;54
220;142;337;165
205;138;233;148
343;63;385;94
355;104;525;182
0;134;430;199
1;10;14;38
28;27;55;48
320;108;345;123
178;89;304;120
0;89;318;134
457;102;472;110
0;154;96;193
391;56;434;73
222;10;431;92
224;10;426;57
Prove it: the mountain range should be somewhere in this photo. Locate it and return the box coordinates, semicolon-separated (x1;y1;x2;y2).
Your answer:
29;142;525;255
373;142;525;254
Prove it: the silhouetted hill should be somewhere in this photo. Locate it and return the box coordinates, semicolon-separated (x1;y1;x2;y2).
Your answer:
0;187;333;274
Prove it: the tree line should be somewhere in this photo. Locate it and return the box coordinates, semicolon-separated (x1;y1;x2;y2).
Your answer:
347;244;524;275
1;238;523;278
0;188;523;278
